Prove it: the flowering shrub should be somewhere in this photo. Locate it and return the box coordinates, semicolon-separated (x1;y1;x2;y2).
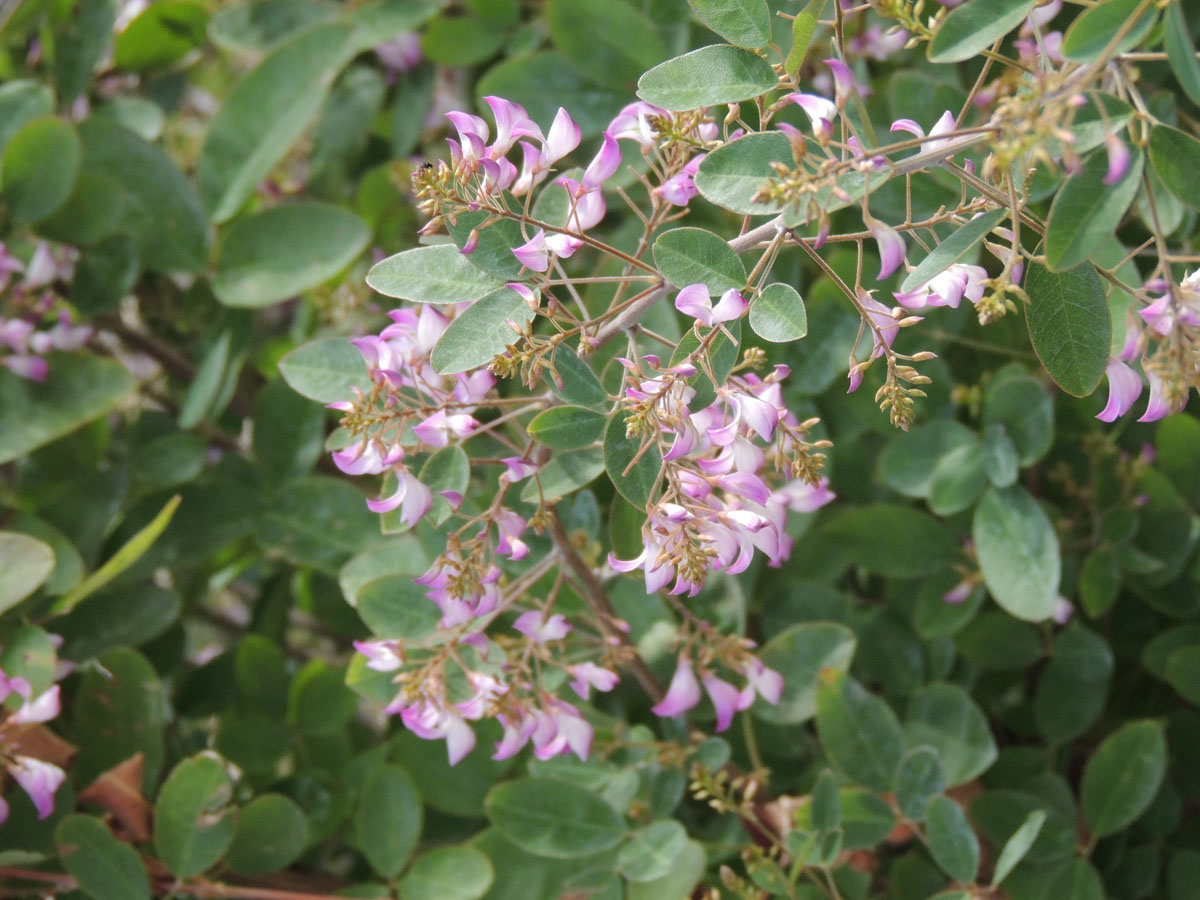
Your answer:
2;0;1200;899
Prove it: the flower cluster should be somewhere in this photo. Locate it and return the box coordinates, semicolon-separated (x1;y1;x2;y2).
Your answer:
0;663;66;825
1;242;91;381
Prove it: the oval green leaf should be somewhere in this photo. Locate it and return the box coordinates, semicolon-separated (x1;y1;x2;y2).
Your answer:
1061;0;1158;62
980;371;1053;464
520;447;605;503
486;777;626;858
618;819;689;882
1;117;81;222
638;45;779;112
823;505;958;578
925;795;979;883
928;0;1036;64
0;532;55;615
1165;1;1200;107
1045;147;1143;272
757;622;857;725
1149;123;1200;211
750;282;808;342
992;809;1046;886
688;0;772;48
901;208;1008;292
278;336;372;404
355;765;423;877
1081;720;1166;838
224;794;308;875
528;405;606;450
816;672;905;791
399;845;495;900
546;0;666;89
0;80;54;155
904;682;997;787
154;753;236;878
972;485;1060;622
431;286;537;374
603;411;663;509
213;202;370;307
114;1;208;71
1024;262;1110;398
694;131;788;215
367;244;505;304
653;226;747;295
893;746;945;821
57;814;151;900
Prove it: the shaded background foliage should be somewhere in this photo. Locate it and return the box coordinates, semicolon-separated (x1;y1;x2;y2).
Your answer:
1;1;1200;899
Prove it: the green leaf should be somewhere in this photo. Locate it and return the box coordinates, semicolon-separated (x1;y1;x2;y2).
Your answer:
756;622;857;725
289;660;356;735
258;477;380;574
904;683;997;786
529;406;606;450
0;532;55;614
971;791;1075;866
0;117;81;222
37;176;128;252
1045;148;1143;272
399;846;495;900
981;424;1019;488
355;765;423;877
54;0;117;103
618;819;688;882
625;840;706;900
546;0;666;88
927;442;988;516
356;575;440;640
653;226;747;295
77;117;208;273
431;286;537;374
603;411;663;509
0;354;136;465
925;796;979;883
816;672;905;791
208;0;339;53
0;80;54;155
1081;720;1167;838
278;336;372;404
955;612;1043;670
1149;123;1200;210
980;372;1053;465
823;505;958;578
253;378;326;484
1165;646;1200;705
638;45;778;112
57;815;150;900
213;202;369;307
419;445;470;527
224;795;308;875
1034;623;1113;743
913;574;984;639
486;778;626;859
893;746;946;821
667;319;741;410
785;0;826;75
811;769;841;831
749;282;808;342
50;495;181;615
688;0;771;48
1046;860;1105;900
339;537;431;605
1165;2;1200;107
521;448;605;503
878;420;977;499
154;753;236;878
1157;414;1200;506
1062;0;1158;62
1024;262;1110;397
1079;545;1120;617
928;0;1036;64
901;209;1008;292
421;14;507;66
476;52;627;139
548;346;607;409
4;515;82;597
367;244;505;303
197;24;354;222
972;485;1061;622
114;1;207;70
56;584;180;662
694;131;787;216
992;810;1046;886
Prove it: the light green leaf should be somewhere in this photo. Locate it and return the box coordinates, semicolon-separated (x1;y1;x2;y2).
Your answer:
114;1;207;70
548;346;607;409
486;778;626;859
1061;0;1158;62
154;754;236;879
546;0;666;88
355;766;423;877
521;448;605;503
36;173;127;248
430;286;537;374
0;354;136;466
893;746;946;821
626;840;706;900
785;0;827;75
1;117;81;222
421;14;506;66
816;672;905;791
1079;545;1120;617
288;660;356;735
694;131;788;216
900;209;1008;292
399;846;494;900
811;769;841;831
749;282;807;342
928;0;1036;64
687;0;772;48
618;819;688;882
1024;262;1111;397
224;795;308;875
878;420;977;499
529;406;606;450
1165;1;1200;106
1045;148;1143;272
197;24;355;222
992;810;1046;886
604;411;663;509
1149;123;1200;210
339;537;431;605
57;815;151;900
367;244;505;303
208;0;339;53
278;336;372;404
928;442;988;516
904;683;997;786
213;202;369;307
356;575;440;642
981;424;1019;488
638;45;779;111
980;372;1053;465
1081;720;1166;837
925;796;979;883
653;226;747;295
756;623;857;725
972;485;1060;621
0;80;54;155
50;495;181;615
0;532;55;614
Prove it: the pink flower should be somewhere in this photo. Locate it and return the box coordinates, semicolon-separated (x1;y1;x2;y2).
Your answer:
541;107;582;167
1102;132;1131;185
5;757;64;821
413;409;478;447
1138;371;1185;422
652;654;702;718
484;96;542;157
824;58;855;108
512;230;551;272
674;284;747;327
869;220;906;280
1096;359;1143;422
894;264;987;310
366;468;433;527
700;670;742;732
784;93;836;142
499;456;539;483
580;133;621;193
513;610;572;643
568;663;619;700
354;640;404;672
657;154;705;207
890;110;956;152
740;659;784;705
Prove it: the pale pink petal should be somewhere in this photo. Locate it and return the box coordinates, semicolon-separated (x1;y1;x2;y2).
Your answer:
1096;359;1143;422
651;654;702;717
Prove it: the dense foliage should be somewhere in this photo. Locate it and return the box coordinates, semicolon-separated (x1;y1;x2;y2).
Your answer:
2;0;1200;898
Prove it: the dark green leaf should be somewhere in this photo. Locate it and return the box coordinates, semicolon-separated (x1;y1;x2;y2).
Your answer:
904;683;997;786
618;819;688;882
486;777;626;859
208;0;339;53
1149;123;1200;210
1165;646;1200;705
955;612;1043;670
419;445;469;527
431;286;537;374
114;1;208;70
521;448;605;503
894;746;945;821
57;814;150;900
1045;860;1105;900
355;766;423;877
1165;1;1200;106
0;80;54;154
757;622;856;725
823;505;958;578
926;796;979;883
289;660;357;735
980;372;1053;465
154;754;235;879
1061;0;1158;62
816;672;905;791
604;412;663;509
258;477;380;574
54;0;118;103
422;15;507;66
928;0;1036;63
367;244;505;303
688;0;771;48
901;209;1008;292
638;45;778;112
667;319;741;410
972;485;1060;621
0;117;81;222
749;282;808;342
547;0;666;88
1045;148;1143;272
1081;720;1166;837
399;846;495;900
55;584;181;661
653;226;747;295
878;420;977;499
529;406;606;450
548;346;607;408
69;233;139;311
811;769;841;831
476;52;627;139
1024;262;1110;397
1034;623;1113;743
225;795;308;875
